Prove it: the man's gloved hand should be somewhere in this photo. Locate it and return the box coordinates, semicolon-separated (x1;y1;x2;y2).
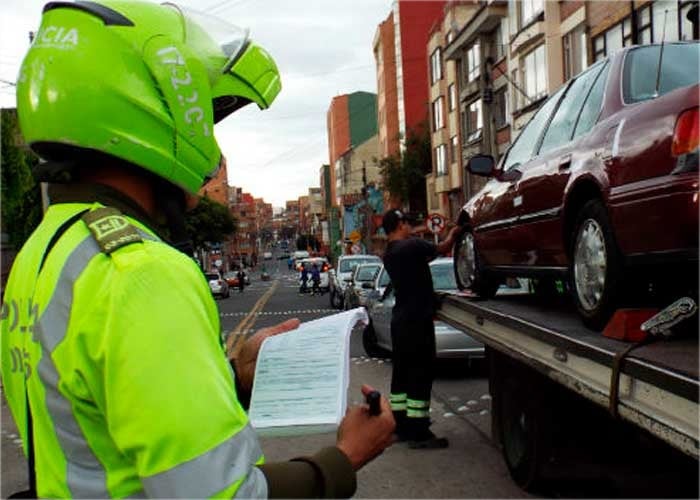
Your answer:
233;318;301;394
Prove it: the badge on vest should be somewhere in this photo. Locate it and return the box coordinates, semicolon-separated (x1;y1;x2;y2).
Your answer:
82;207;142;254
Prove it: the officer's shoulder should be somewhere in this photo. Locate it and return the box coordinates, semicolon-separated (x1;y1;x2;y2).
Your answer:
82;207;148;255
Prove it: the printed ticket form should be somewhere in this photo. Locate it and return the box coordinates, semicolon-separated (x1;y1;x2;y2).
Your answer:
248;308;369;436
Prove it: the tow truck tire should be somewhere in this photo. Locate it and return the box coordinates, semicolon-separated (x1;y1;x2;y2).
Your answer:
453;226;499;298
491;351;552;493
570;200;622;330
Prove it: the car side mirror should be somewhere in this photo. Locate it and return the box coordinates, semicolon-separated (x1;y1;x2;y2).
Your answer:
467;154;495;177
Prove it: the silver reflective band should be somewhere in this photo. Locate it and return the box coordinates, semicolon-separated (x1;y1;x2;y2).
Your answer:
142;423;265;498
36;235;109;497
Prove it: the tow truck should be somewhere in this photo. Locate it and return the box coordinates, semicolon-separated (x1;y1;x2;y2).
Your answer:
436;290;698;495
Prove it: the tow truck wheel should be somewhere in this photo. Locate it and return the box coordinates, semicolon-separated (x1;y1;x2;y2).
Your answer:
570;200;622;330
493;352;552;493
454;226;499;298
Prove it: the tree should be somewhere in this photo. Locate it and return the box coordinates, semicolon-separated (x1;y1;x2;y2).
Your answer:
184;196;236;251
1;108;43;249
378;123;430;215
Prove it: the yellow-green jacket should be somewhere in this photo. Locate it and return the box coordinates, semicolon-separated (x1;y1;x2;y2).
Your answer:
1;199;266;497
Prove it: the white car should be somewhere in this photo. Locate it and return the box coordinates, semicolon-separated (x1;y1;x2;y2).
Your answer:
297;257;330;291
328;254;381;309
205;272;230;299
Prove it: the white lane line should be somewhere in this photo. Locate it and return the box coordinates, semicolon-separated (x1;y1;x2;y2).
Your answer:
220;308;336;317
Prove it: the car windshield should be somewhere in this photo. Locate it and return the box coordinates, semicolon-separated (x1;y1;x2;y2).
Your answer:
430;263;457;291
205;273;219;281
623;43;700;103
339;257;380;273
356;265;380;281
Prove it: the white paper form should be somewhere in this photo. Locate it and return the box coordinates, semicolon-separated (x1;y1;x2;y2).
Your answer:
248;308;368;436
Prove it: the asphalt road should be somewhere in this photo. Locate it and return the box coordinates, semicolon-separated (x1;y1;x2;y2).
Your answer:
1;255;525;499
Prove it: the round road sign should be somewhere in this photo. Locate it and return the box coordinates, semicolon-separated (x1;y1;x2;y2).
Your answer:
427;213;446;234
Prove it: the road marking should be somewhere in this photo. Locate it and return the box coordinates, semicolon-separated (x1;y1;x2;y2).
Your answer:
225;280;279;358
220;308;337;317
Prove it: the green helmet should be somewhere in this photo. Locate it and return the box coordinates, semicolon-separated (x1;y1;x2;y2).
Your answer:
16;0;281;194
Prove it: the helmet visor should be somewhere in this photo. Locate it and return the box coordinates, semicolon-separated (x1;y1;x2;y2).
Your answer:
163;3;249;74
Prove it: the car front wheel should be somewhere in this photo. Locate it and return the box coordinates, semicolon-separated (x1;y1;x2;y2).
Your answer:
570;199;622;330
454;226;500;298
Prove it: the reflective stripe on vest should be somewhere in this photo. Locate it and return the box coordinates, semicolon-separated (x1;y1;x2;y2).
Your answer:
142;423;266;498
31;225;267;497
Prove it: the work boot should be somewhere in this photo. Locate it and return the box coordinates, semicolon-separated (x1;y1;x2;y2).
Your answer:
407;430;449;449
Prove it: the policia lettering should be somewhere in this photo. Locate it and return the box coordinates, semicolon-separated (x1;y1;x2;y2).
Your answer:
1;299;40;378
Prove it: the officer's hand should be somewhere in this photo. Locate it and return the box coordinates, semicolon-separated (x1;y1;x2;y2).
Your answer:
336;384;395;470
233;318;301;393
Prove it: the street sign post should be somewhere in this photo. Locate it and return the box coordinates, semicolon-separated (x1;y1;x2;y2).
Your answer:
427;213;446;244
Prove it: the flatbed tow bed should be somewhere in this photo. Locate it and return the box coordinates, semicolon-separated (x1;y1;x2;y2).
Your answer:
436;291;699;490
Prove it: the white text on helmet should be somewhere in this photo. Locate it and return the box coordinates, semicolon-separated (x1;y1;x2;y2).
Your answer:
35;26;79;48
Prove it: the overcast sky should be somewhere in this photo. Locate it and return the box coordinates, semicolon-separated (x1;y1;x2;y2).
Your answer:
0;0;394;207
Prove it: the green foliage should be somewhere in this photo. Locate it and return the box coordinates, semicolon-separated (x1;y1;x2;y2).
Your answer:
184;196;236;250
378;123;430;212
1;108;43;249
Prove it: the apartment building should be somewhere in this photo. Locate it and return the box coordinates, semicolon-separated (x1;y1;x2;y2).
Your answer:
431;0;697;213
326;91;380;206
427;1;481;219
373;0;448;162
198;157;229;206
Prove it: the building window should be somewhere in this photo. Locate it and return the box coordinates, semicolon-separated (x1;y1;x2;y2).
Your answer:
446;31;454;44
450;135;459;164
430;47;443;85
492;23;505;61
520;0;544;27
522;44;546;104
448;83;456;111
593;17;633;62
563;23;588;81
467;41;480;82
494;88;509;129
464;99;483;143
435;144;448;175
432;96;444;131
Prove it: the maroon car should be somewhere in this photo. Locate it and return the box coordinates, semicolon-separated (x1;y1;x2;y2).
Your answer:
455;42;699;329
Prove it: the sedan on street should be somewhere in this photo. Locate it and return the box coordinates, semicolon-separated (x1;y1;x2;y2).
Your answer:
205;272;230;299
343;262;382;309
362;257;484;361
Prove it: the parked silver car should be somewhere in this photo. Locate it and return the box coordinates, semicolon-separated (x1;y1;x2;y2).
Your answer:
362;257;484;360
328;254;381;309
343;262;382;309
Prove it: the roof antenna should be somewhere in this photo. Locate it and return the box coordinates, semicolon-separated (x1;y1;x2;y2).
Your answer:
654;9;669;98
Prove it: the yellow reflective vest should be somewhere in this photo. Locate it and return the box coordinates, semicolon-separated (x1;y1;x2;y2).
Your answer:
1;202;266;498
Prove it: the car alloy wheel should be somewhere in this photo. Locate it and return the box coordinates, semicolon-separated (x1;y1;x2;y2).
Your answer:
456;231;477;288
573;219;607;312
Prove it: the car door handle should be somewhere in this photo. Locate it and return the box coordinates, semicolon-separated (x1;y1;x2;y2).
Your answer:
558;154;572;170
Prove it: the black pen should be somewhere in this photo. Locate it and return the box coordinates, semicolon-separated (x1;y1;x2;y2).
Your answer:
366;390;381;416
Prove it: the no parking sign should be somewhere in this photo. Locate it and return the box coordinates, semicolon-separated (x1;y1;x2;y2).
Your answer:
427;213;446;235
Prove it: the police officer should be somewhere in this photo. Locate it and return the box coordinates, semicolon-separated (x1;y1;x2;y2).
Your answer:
1;2;394;497
381;209;460;449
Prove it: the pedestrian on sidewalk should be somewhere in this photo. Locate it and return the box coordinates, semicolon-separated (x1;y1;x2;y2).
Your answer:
310;263;321;295
381;209;460;449
1;3;395;497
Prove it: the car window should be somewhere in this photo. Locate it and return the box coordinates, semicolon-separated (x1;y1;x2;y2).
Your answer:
339;257;379;272
573;63;610;139
539;64;605;154
205;273;219;281
430;263;457;291
378;269;391;287
503;86;566;171
357;265;380;281
623;43;700;104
